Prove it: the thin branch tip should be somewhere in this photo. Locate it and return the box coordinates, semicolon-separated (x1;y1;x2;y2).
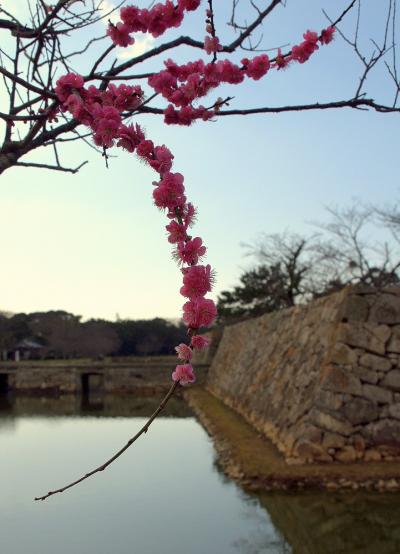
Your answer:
34;381;178;502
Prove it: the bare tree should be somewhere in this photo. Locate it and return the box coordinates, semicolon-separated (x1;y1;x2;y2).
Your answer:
244;231;315;304
237;205;400;320
375;203;400;244
312;205;400;289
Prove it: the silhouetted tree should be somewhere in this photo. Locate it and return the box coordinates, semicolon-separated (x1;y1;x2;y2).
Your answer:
114;318;187;356
218;263;300;324
312;205;400;289
220;205;400;323
77;319;121;358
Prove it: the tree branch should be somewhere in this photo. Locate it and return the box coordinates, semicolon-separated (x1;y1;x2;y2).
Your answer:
0;65;57;98
225;0;282;53
14;160;88;174
35;381;179;501
137;98;400;118
216;98;400;115
104;36;204;79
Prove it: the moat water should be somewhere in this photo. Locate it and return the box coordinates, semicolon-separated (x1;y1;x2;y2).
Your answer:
1;394;400;554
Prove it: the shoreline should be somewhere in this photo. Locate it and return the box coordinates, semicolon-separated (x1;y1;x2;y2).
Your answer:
185;387;400;492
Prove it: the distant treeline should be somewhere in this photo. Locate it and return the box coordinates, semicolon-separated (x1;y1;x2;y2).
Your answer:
0;311;188;359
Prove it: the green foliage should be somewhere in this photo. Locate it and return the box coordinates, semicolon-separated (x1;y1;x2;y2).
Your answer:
217;263;298;323
113;318;187;356
0;312;186;359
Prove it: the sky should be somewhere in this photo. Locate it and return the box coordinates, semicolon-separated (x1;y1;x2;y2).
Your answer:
0;0;398;321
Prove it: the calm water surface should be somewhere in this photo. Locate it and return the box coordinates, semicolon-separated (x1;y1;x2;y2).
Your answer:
1;395;400;554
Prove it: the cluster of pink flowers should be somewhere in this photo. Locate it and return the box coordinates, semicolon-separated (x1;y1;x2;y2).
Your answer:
55;76;144;148
107;0;201;47
164;104;215;125
53;1;336;386
55;86;216;388
146;27;335;125
274;27;335;69
291;30;320;64
204;35;222;55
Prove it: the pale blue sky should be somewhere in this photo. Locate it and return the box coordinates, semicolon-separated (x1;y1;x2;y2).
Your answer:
0;0;398;320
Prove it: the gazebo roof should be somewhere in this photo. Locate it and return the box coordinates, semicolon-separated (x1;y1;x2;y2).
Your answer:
15;338;43;350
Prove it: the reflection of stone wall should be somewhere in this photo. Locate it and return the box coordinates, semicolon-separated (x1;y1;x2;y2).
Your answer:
0;394;192;419
207;285;400;463
259;491;400;554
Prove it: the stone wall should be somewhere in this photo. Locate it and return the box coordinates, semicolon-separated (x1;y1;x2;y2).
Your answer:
207;285;400;463
191;327;223;366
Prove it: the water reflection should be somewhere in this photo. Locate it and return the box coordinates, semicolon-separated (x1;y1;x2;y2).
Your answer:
0;392;192;420
257;491;400;554
2;394;400;554
0;395;286;554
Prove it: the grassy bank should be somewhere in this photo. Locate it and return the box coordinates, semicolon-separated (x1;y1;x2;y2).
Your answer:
185;387;400;492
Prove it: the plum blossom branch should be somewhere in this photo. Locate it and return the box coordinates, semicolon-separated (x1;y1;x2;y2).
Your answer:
35;381;179;501
0;0;396;500
1;0;398;172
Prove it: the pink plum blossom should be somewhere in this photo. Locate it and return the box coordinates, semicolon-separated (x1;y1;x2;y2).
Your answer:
273;48;291;70
136;139;155;159
106;84;143;111
91;106;121;148
191;335;210;349
180;264;213;299
107;22;134;47
181;203;196;227
303;30;319;43
320;27;335;45
149;145;174;175
243;54;270;80
172;364;196;385
166;220;188;243
121;6;149;33
55;73;84;102
204;36;222;55
176;237;206;265
117;124;144;153
175;343;193;360
291;33;319;64
183;297;217;329
153;172;186;210
178;0;201;10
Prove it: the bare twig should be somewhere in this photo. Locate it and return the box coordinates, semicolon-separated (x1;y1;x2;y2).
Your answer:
225;0;282;53
15;160;88;173
35;381;179;501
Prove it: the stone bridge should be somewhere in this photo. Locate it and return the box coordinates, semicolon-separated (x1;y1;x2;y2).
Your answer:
0;357;208;396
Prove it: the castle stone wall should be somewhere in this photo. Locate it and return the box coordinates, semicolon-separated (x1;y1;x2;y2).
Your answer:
207;286;400;463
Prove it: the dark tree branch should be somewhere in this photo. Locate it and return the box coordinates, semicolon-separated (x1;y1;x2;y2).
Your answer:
216;98;400;115
15;160;88;173
225;0;282;53
137;98;400;118
104;36;205;79
0;65;57;98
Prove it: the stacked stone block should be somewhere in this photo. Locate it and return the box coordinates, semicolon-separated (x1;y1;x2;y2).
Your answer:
207;285;400;463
